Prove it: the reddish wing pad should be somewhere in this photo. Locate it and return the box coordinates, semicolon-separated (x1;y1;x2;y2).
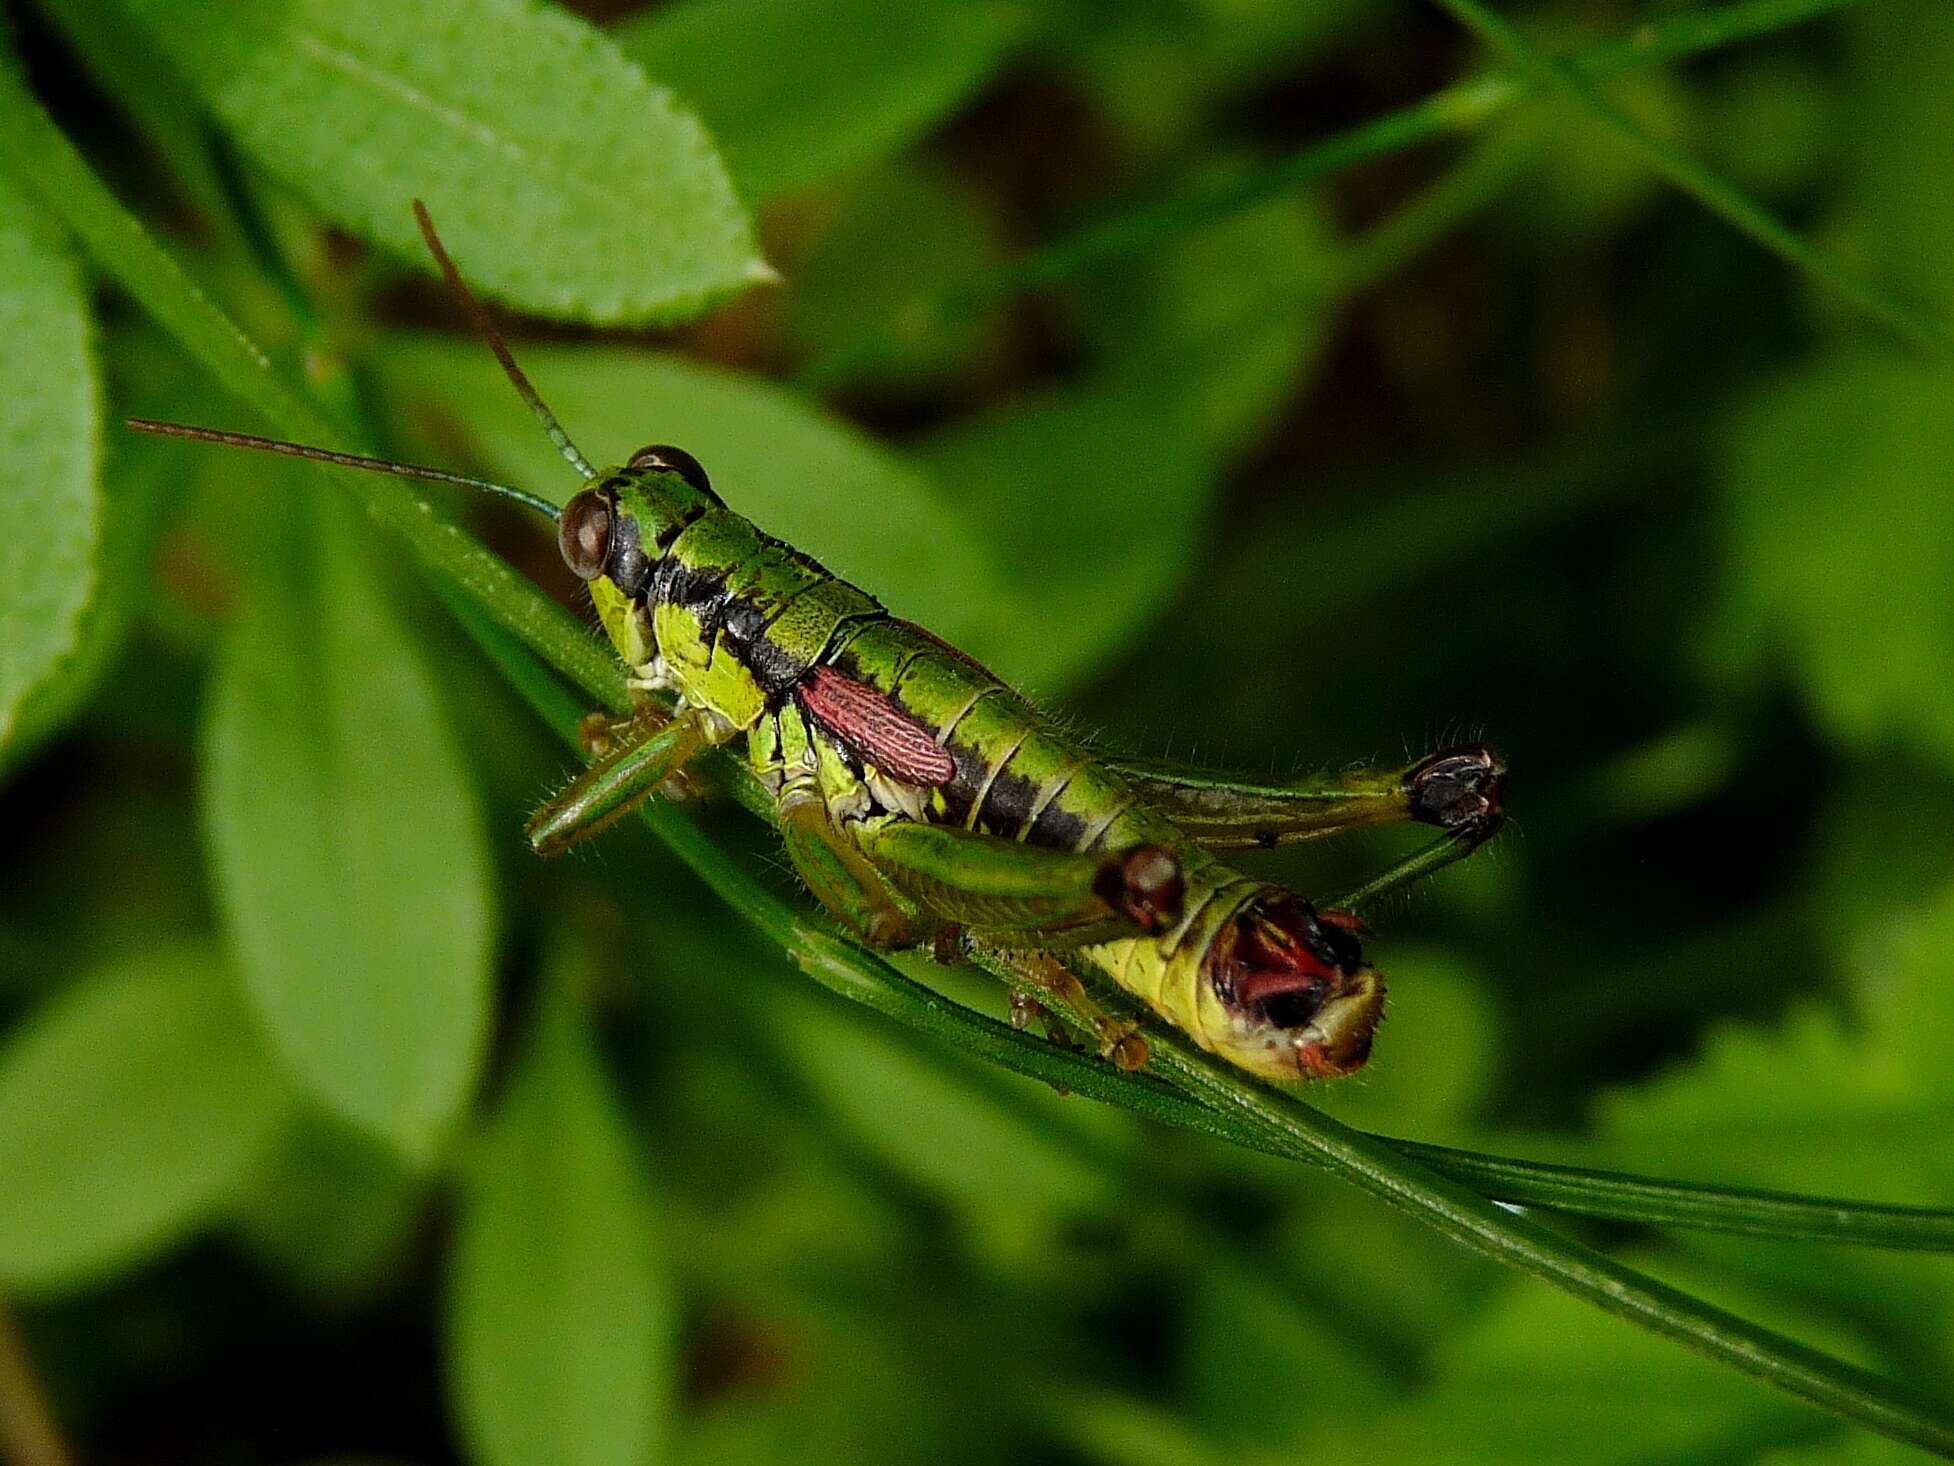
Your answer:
798;666;957;787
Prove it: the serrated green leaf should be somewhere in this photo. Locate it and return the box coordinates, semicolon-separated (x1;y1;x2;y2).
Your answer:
0;942;296;1293
2;382;174;775
1596;1006;1933;1200
1721;353;1954;766
447;985;674;1466
203;495;492;1162
0;172;97;749
375;334;1017;658
117;0;765;323
616;0;1012;201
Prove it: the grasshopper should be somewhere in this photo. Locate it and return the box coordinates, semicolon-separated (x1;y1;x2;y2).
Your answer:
134;204;1505;1082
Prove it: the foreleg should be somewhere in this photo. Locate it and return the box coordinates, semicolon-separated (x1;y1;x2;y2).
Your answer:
526;705;734;855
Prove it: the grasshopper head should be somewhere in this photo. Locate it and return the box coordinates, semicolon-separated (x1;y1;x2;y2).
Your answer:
1208;893;1384;1080
556;445;721;665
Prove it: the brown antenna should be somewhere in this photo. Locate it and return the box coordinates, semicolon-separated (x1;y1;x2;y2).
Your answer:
412;199;597;482
125;418;561;520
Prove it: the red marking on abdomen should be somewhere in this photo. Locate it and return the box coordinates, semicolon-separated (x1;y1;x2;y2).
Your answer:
798;665;957;787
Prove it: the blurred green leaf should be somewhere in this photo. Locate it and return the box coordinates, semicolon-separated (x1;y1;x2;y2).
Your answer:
1704;54;1840;201
1181;1252;1406;1448
1356;1253;1861;1464
1864;876;1954;1110
793;164;999;393
202;495;493;1163
0;942;296;1293
674;1293;983;1466
774;986;1127;1236
33;0;232;221
231;1112;424;1299
1054;1388;1277;1466
1308;948;1496;1142
1438;0;1953;359
376;334;1017;657
116;0;766;323
1598;1003;1934;1201
1079;195;1336;440
1760;1432;1935;1465
616;0;1013;201
1721;352;1954;766
921;199;1333;688
0;172;97;750
1045;0;1388;160
1845;0;1954;321
447;981;674;1466
1270;1186;1504;1383
1592;876;1954;1208
922;372;1220;688
1499;70;1691;246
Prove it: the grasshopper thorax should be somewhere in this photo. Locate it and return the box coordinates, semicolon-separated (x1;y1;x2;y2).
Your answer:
557;445;723;666
558;447;723;590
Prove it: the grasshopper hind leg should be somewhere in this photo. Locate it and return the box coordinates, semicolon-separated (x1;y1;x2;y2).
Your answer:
1107;742;1506;854
1326;747;1509;916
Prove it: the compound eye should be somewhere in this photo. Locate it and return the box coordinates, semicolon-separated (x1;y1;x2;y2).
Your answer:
557;490;612;581
627;443;712;494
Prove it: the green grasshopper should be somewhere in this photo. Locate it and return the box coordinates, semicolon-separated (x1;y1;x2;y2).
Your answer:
133;204;1505;1082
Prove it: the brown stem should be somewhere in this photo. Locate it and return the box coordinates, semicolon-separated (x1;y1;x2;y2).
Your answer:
0;1296;72;1466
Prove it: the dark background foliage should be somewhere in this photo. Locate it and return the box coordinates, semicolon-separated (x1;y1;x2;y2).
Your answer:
1;0;1952;1462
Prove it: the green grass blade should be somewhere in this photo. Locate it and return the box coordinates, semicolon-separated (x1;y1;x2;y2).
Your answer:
1568;0;1858;72
1432;0;1954;359
1143;1036;1954;1458
1395;1142;1954;1251
961;0;1866;307
462;608;1954;1261
456;600;1954;1458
